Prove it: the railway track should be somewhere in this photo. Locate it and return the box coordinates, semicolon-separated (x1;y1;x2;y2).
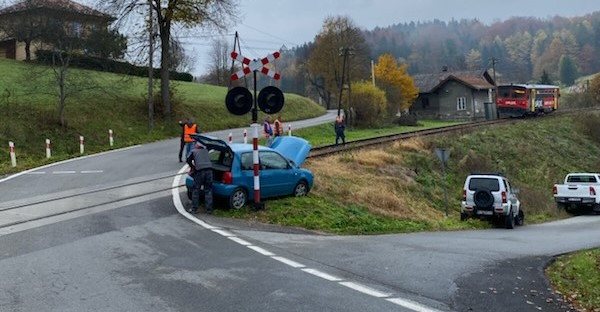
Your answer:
308;107;598;158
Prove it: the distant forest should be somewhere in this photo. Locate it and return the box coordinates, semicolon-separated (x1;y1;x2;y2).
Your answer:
277;11;600;96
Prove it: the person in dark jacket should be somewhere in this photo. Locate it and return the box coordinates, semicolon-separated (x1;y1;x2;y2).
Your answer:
186;143;213;214
177;118;188;162
335;115;346;145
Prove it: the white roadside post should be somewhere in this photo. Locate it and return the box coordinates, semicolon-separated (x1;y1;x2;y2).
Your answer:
9;141;16;167
243;129;248;144
228;132;233;144
288;124;292;136
45;139;51;158
79;136;85;154
109;129;114;147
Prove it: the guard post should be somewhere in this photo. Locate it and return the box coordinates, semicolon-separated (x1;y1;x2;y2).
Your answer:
435;147;451;217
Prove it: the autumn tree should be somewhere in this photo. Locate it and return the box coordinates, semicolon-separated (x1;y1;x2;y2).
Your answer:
105;0;237;122
307;16;370;109
350;81;387;128
374;54;418;116
0;0;44;61
465;49;482;70
589;74;600;105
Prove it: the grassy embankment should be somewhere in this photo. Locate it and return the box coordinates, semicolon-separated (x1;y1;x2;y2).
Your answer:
546;249;600;311
0;58;325;175
222;113;600;234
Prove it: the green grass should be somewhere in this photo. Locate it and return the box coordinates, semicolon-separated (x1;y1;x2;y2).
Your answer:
0;58;325;175
292;120;464;147
216;113;600;234
546;249;600;310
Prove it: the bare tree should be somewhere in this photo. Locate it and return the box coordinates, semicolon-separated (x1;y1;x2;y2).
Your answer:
104;0;237;123
204;38;230;86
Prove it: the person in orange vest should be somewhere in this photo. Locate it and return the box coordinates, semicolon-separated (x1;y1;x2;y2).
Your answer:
273;115;283;137
263;115;274;146
182;118;199;158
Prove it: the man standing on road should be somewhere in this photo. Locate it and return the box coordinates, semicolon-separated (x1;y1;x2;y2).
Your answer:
263;115;274;146
273;115;283;137
186;143;213;214
183;118;199;158
177;118;188;162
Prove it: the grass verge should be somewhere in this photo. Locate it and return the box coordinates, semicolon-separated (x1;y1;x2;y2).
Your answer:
546;249;600;311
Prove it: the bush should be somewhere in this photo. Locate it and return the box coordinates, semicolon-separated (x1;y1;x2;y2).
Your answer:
349;81;387;128
35;50;193;82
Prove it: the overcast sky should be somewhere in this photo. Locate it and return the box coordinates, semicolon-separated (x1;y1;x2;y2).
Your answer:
103;0;600;76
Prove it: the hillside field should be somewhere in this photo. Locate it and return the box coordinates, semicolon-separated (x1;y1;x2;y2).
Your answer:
0;59;325;174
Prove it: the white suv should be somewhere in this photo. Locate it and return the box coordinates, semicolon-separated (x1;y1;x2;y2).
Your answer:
460;173;524;229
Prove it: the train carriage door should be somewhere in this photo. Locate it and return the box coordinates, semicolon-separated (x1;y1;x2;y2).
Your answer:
530;88;536;113
553;88;559;110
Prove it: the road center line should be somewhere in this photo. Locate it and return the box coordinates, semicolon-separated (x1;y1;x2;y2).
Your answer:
171;164;442;312
53;171;76;174
81;170;104;174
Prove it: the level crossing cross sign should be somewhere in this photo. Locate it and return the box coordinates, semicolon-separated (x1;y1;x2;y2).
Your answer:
230;51;281;80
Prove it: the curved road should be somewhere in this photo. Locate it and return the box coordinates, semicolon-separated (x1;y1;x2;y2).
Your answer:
0;110;598;311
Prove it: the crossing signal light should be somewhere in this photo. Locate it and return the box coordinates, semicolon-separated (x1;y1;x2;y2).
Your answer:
225;87;253;115
258;86;284;114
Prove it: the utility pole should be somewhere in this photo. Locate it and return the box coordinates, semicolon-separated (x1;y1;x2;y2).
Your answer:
371;59;375;86
337;47;354;119
147;0;154;132
491;57;498;119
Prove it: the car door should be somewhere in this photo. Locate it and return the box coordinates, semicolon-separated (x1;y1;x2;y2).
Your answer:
258;151;295;197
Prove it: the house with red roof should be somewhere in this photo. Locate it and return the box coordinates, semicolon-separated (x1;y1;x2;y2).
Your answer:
0;0;114;60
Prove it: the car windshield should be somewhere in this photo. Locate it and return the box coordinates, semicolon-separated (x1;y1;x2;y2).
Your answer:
468;178;500;191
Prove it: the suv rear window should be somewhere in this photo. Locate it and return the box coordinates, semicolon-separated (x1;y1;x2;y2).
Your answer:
468;178;500;191
567;175;598;183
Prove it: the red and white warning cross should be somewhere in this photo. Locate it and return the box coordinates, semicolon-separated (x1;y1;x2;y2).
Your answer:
230;51;281;81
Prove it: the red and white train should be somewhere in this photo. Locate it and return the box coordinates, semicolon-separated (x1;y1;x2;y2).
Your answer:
496;84;560;117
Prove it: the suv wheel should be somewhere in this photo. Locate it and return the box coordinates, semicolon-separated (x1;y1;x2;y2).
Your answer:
474;189;494;208
504;209;515;229
515;209;525;226
460;212;468;221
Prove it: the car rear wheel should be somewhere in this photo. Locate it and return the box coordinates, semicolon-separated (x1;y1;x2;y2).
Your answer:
504;209;515;229
229;187;247;210
293;180;308;197
460;212;468;221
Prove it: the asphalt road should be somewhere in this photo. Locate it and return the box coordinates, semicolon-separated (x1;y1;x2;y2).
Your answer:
1;109;599;311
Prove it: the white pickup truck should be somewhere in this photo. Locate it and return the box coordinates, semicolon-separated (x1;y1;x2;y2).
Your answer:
553;173;600;213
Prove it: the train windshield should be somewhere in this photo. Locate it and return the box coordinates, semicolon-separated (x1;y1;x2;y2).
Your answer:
498;86;527;99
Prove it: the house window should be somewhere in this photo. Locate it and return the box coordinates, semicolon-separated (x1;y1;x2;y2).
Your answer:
457;97;467;111
70;22;83;37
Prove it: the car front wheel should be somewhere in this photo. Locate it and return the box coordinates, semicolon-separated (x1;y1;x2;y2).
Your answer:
229;187;247;210
293;180;308;197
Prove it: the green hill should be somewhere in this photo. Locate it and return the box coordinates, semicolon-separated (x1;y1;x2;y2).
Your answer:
0;59;325;174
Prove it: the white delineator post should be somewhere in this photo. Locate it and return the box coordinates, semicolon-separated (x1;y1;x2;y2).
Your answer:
108;129;114;147
252;123;260;204
9;141;16;167
45;139;51;158
228;132;233;144
79;136;84;154
288;124;292;136
243;129;248;144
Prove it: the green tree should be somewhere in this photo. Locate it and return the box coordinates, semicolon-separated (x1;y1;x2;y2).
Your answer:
539;70;552;84
350;81;387;128
307;16;370;109
465;49;482;70
559;55;578;86
84;28;127;60
374;54;418;116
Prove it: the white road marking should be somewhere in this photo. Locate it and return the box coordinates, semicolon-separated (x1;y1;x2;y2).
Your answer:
228;236;252;246
25;172;46;175
171;164;442;312
339;281;391;298
271;256;305;268
80;170;104;174
386;298;443;312
0;145;139;184
247;245;275;256
53;171;76;174
301;268;343;282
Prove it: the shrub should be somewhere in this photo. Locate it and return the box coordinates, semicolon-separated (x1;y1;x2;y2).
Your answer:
349;81;387;128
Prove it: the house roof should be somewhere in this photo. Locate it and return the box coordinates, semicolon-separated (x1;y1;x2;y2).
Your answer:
0;0;114;21
413;69;495;94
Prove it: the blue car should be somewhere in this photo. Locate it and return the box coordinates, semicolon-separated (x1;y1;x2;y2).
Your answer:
185;134;314;209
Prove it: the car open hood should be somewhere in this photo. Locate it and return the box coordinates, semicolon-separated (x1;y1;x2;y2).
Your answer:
190;134;233;154
270;136;311;167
